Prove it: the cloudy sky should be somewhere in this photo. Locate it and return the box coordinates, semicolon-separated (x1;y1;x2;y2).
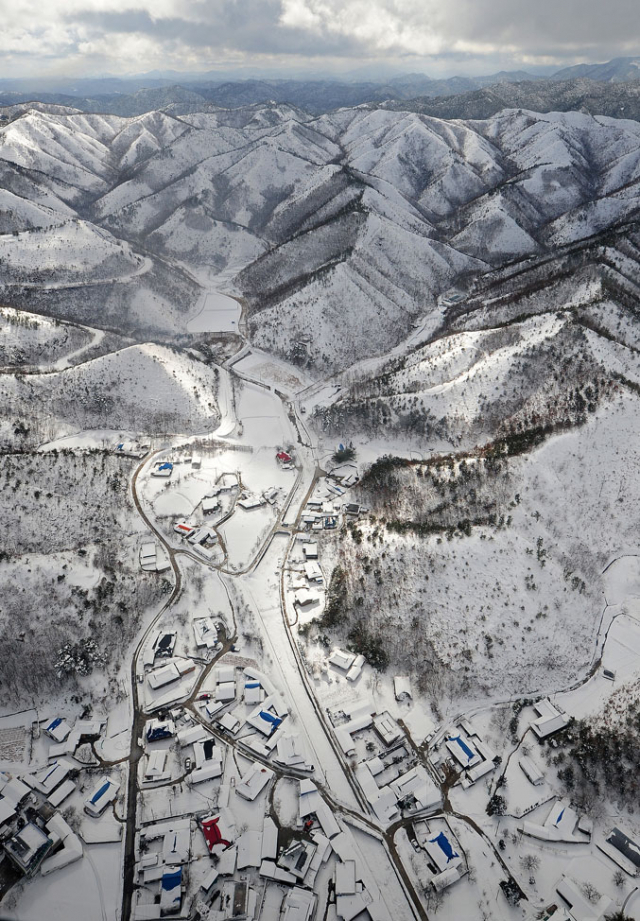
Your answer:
1;0;639;80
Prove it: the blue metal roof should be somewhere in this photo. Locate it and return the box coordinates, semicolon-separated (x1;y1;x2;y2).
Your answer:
450;734;475;762
162;867;182;891
430;832;459;863
90;781;111;805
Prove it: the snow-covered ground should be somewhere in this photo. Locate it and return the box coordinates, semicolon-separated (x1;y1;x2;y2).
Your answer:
4;98;640;921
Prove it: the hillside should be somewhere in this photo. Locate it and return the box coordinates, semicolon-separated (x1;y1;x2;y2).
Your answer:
0;342;221;449
313;390;640;707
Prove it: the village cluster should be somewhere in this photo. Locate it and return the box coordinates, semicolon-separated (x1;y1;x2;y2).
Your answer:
2;428;640;921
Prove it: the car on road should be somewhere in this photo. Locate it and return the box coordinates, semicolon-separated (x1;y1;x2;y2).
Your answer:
410;838;421;853
185;757;192;772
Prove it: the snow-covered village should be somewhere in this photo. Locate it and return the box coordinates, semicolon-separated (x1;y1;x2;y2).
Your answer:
3;20;640;921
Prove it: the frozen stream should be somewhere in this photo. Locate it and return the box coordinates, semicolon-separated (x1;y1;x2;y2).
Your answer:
185;264;242;333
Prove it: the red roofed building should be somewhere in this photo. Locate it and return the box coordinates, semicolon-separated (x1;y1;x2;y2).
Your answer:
201;815;232;853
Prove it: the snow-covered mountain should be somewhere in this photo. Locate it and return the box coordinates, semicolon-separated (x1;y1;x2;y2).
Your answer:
1;101;640;368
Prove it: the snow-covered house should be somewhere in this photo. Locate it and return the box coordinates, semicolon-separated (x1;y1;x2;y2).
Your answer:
373;712;402;746
44;718;71;744
143;750;171;784
202;496;220;515
519;755;545;786
391;765;441;812
28;761;71;796
530;699;569;739
151;462;173;478
148;662;182;690
236;762;275;801
346;655;365;682
555;876;612;920
328;649;355;671
192;616;218;649
84;776;119;817
40;813;83;876
393;677;412;701
281;887;316;921
424;829;463;874
5;822;51;875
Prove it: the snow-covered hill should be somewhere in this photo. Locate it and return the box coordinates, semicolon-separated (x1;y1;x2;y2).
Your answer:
0;342;221;449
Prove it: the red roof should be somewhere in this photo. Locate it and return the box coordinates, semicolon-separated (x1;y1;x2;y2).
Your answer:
276;452;292;462
201;816;232;852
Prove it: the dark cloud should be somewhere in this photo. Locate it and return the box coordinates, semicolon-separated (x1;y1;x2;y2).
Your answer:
71;1;362;57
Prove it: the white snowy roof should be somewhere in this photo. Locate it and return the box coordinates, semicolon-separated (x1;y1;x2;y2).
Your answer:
215;664;235;683
519;755;544;784
162;825;190;864
555;876;612;920
531;699;569;738
177;723;209;747
215;681;236;702
84;776;119;816
328;649;355;671
244;685;264;706
148;662;181;689
189;760;222;785
44;718;72;743
140;543;156;560
47;779;76;808
335;860;356;895
0;798;16;826
393;676;412;699
236;762;275;801
261;817;278;861
373;711;402;745
144;750;168;779
432;866;461;892
30;760;71;794
217;712;240;733
391;765;441;810
294;588;319;607
75;719;103;738
304;561;322;580
346;655;365;682
282;887;315;921
260;860;296;884
467;759;495;782
0;776;30;804
237;830;263;868
192;617;218;648
274;733;311;770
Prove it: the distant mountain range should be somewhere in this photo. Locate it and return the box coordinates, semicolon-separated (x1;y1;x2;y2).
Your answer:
1;56;640;117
